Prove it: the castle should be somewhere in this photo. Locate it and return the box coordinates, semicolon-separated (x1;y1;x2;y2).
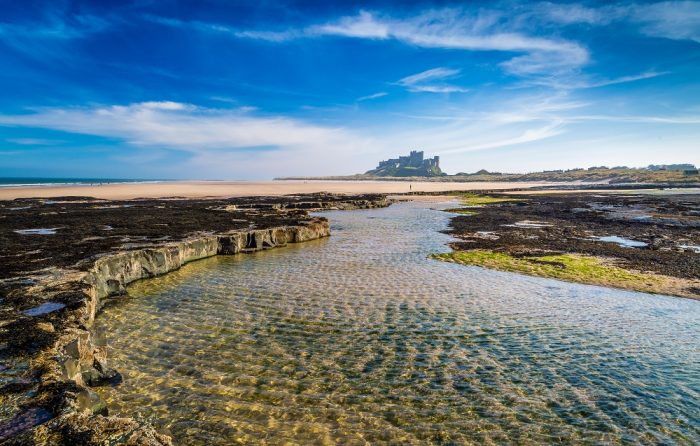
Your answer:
365;150;443;177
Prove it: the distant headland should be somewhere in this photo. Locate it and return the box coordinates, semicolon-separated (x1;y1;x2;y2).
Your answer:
365;150;444;177
276;151;699;184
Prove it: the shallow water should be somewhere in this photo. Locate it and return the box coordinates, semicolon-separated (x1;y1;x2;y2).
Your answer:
22;302;65;316
13;228;59;235
595;235;648;248
96;201;700;445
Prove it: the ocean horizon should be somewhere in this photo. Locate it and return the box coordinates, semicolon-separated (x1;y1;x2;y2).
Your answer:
0;177;173;188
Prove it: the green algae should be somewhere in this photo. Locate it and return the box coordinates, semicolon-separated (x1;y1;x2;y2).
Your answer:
443;208;479;216
449;193;527;207
431;250;675;295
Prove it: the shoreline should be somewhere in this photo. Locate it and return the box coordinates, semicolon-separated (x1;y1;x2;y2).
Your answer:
0;194;390;445
0;180;564;201
3;190;698;443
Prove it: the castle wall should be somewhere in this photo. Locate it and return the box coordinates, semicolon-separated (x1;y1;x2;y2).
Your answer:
369;151;441;175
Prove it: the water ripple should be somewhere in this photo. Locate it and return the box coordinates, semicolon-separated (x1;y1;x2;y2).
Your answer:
96;201;700;445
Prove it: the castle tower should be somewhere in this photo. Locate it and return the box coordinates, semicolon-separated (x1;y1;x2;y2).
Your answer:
407;150;422;166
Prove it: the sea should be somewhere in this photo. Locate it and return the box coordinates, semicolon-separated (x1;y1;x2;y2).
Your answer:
0;178;168;188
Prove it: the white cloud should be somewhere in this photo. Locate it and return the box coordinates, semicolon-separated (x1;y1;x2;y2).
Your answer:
631;1;700;43
570;114;700;124
434;122;565;154
357;92;388;101
315;10;589;77
533;3;623;26
381;93;700;160
0;96;581;176
396;67;469;93
521;70;669;90
407;85;470;93
0;102;369;153
2;95;696;177
534;1;700;43
310;11;389;39
6;138;65;145
0;14;114;40
151;6;688;93
370;94;579;159
136;101;192;111
398;67;460;85
147;8;589;78
582;71;669;88
144;15;301;42
0;101;392;178
0;13;118;60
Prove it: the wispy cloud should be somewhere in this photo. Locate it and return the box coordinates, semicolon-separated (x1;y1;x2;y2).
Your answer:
194;3;698;78
0;12;119;61
146;8;589;78
311;11;389;39
384;92;700;157
0;102;368;153
522;70;669;90
532;2;623;26
570;114;700;124
139;3;699;91
357;92;388;101
534;1;700;43
398;68;459;85
374;94;579;156
396;67;469;93
406;85;470;94
144;14;300;42
0;14;115;40
631;1;700;43
582;71;669;88
434;122;565;154
0;96;579;170
6;138;65;145
315;10;589;77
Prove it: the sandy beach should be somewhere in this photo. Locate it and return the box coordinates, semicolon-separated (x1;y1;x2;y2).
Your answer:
0;180;557;200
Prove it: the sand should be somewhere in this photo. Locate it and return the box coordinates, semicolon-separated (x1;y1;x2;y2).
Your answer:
0;180;558;200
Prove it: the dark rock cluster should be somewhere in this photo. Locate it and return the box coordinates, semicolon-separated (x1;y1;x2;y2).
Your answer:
446;192;700;290
0;193;389;445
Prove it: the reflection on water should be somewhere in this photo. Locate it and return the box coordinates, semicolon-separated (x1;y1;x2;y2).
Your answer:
96;201;700;445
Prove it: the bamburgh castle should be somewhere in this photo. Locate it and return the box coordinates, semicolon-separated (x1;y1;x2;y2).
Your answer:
365;150;443;177
376;150;440;170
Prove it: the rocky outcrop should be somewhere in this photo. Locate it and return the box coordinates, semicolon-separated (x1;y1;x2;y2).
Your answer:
0;193;392;445
82;221;329;321
218;196;391;212
0;216;339;444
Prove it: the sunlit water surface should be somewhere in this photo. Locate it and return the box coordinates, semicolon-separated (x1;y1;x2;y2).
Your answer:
96;201;700;445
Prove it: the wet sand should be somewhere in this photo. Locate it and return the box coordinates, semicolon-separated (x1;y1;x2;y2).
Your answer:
0;180;557;200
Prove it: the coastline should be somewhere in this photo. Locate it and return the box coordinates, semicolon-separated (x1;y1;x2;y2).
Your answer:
0;194;389;445
3;188;699;443
0;180;561;200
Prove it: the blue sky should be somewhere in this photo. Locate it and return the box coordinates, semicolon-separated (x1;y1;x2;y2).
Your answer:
0;0;699;179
